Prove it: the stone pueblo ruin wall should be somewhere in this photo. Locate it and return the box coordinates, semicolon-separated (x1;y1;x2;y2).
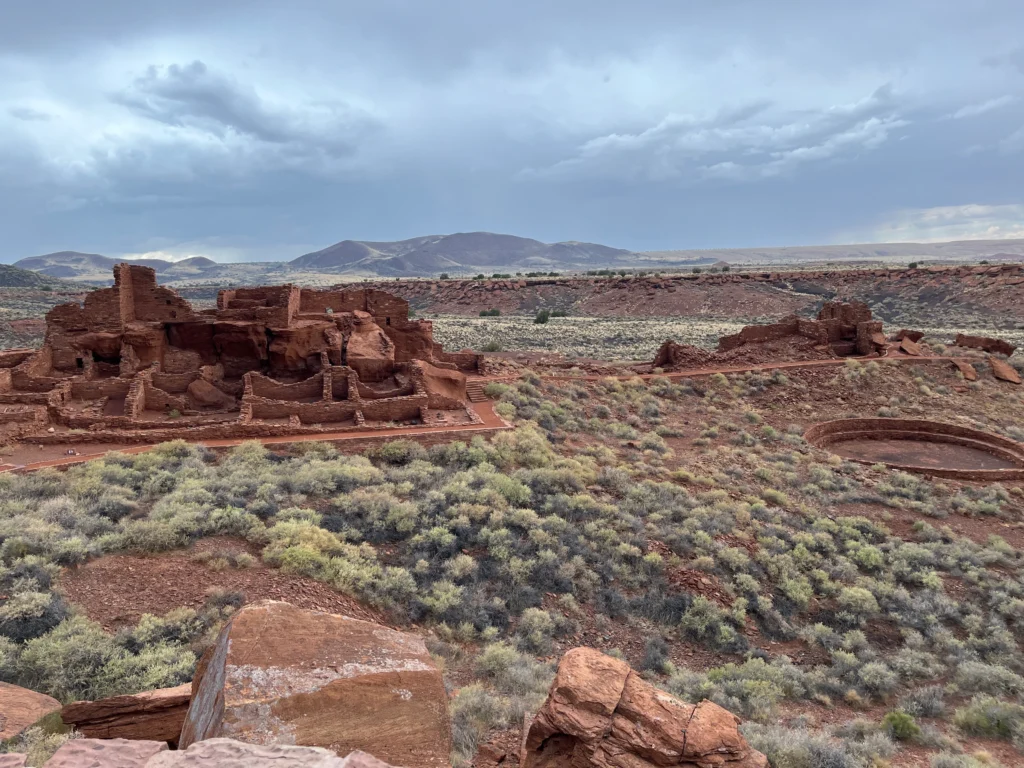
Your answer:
0;264;483;442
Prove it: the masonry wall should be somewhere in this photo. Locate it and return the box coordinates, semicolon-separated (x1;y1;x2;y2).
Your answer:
249;399;359;423
152;371;200;393
70;379;131;400
298;288;367;314
11;348;62;392
360;395;427;422
0;349;36;369
718;317;801;351
142;379;189;413
248;371;324;400
431;346;481;372
356;378;415;399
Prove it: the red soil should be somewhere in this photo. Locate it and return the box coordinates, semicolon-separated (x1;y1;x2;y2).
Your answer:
59;537;382;631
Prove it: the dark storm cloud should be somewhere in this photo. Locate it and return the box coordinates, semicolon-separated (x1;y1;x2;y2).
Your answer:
0;0;1022;261
111;61;374;153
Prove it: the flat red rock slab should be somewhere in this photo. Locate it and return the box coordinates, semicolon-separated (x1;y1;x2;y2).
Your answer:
990;356;1022;384
0;682;61;741
951;359;978;381
899;337;922;356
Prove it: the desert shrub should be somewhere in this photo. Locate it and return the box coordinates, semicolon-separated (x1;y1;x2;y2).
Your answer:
954;661;1024;698
368;440;427;466
678;596;747;653
882;711;920;741
954;696;1024;746
0;718;76;766
641;636;671;674
534;309;550;324
856;661;899;698
741;723;863;768
899;685;945;717
451;644;553;766
13;616;195;703
450;683;506;765
0;592;70;643
930;754;1002;768
515;608;557;653
666;657;806;720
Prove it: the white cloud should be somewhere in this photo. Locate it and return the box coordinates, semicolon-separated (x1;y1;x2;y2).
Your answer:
521;85;909;183
857;204;1024;242
949;95;1016;119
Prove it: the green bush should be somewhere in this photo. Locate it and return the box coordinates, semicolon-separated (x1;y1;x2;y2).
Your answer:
882;711;920;741
533;309;550;324
13;616;195;703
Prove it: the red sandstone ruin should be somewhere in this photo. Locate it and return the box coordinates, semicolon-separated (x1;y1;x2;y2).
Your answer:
653;301;888;371
717;300;887;357
0;265;482;443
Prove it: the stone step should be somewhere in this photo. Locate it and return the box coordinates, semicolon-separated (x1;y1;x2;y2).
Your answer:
465;382;488;402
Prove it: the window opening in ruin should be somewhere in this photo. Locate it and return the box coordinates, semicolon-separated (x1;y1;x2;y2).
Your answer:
170;311;177;319
166;299;172;305
386;317;391;325
76;358;84;369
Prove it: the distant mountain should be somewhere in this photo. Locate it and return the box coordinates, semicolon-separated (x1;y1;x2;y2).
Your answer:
0;263;79;288
290;232;636;275
12;236;1023;286
13;251;174;282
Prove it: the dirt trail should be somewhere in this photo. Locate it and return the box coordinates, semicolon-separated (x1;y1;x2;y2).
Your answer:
2;400;509;472
1;354;1000;473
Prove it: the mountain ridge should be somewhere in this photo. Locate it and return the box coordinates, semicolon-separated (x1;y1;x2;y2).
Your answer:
10;235;1024;285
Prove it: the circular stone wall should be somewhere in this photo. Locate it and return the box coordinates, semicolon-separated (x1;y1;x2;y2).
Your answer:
804;418;1024;481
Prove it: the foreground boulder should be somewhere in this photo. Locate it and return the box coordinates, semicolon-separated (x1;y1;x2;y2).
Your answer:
522;648;767;768
61;683;191;745
43;738;167;767
990;356;1022;384
3;739;396;768
0;682;61;741
179;601;450;768
149;740;394;767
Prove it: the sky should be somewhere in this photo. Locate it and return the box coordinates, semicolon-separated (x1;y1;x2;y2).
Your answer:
1;0;1022;263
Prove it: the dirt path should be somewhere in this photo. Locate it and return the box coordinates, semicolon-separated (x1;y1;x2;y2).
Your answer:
1;354;996;473
2;400;509;472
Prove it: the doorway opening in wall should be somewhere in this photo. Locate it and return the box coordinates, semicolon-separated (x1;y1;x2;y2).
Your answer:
91;350;121;378
386;317;391;326
75;358;84;369
92;351;121;365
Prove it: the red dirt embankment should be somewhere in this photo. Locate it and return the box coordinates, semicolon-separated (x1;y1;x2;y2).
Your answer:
60;537;382;630
358;263;1024;319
